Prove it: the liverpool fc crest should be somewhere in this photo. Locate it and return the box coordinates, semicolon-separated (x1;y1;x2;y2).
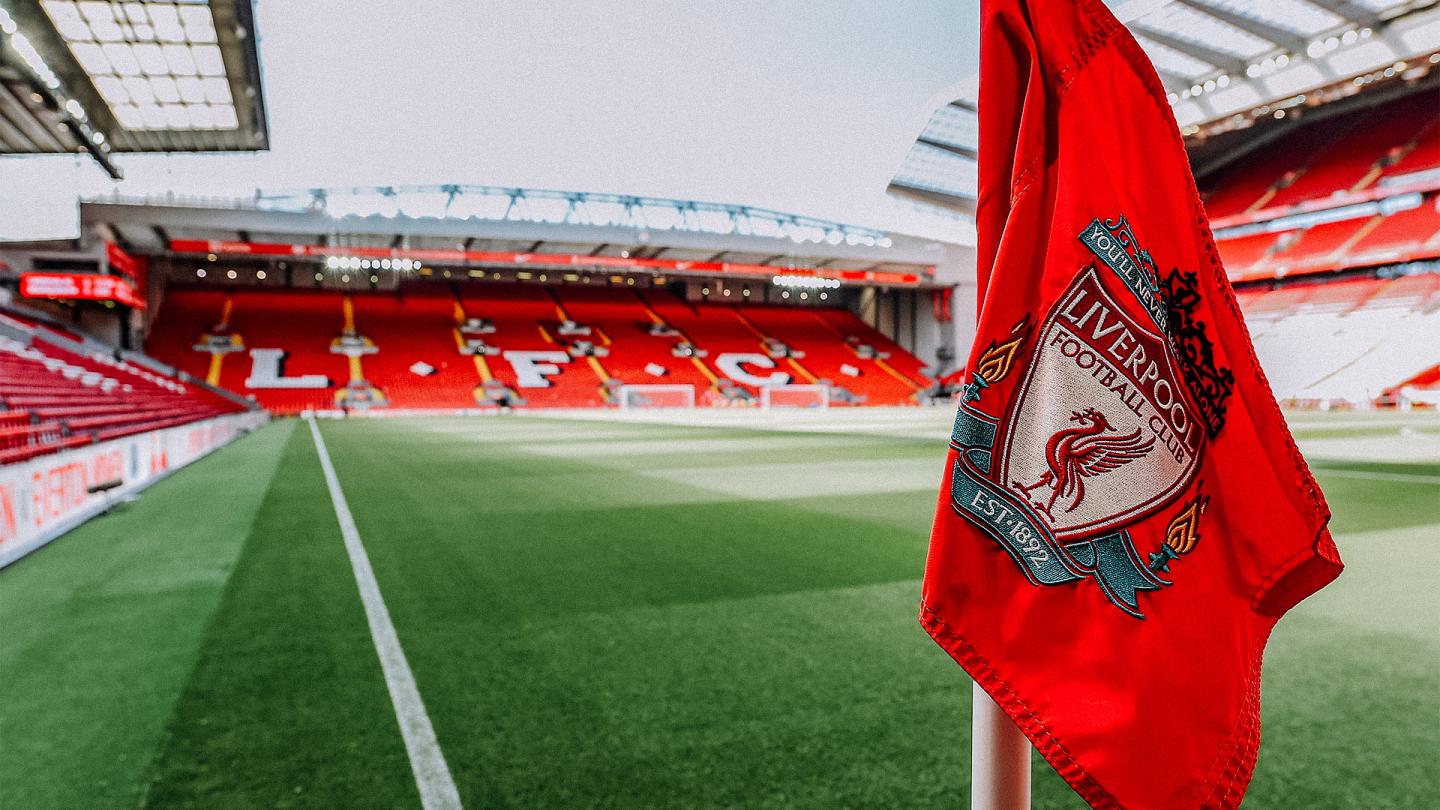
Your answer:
949;216;1229;618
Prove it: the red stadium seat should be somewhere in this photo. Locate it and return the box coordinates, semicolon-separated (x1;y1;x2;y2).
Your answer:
143;282;932;411
1;316;245;464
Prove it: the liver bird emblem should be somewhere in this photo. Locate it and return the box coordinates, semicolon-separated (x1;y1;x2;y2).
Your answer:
1012;407;1156;522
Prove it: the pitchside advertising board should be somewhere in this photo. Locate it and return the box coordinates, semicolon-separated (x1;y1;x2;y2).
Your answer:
0;411;267;567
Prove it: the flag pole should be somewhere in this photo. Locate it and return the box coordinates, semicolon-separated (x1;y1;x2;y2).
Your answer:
972;680;1032;810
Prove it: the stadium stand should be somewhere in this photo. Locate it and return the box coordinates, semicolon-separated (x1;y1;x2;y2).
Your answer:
1195;87;1440;407
1347;199;1440;267
1234;273;1440;405
457;283;609;408
349;290;478;410
1203;88;1440;282
740;305;925;405
815;308;932;393
1219;197;1440;282
0;311;246;464
551;286;716;400
144;282;933;413
1202;95;1440;220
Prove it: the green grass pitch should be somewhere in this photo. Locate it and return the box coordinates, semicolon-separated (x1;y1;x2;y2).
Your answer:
2;409;1436;808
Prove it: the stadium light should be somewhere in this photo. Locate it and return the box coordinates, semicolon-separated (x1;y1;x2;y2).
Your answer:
2;21;61;89
325;255;420;273
772;275;841;290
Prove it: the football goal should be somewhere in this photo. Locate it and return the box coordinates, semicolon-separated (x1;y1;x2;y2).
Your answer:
760;384;830;409
616;384;697;410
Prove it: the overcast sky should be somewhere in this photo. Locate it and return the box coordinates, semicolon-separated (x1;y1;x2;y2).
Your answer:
0;0;980;240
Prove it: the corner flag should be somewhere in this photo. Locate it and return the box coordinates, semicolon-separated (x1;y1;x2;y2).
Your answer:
920;0;1344;806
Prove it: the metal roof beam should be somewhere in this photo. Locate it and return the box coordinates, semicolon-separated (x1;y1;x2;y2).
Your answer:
1177;0;1307;53
104;224;133;253
887;182;977;215
211;0;269;150
1302;0;1382;29
916;136;977;161
1131;26;1247;75
0;85;65;152
1157;69;1194;93
0;93;33;150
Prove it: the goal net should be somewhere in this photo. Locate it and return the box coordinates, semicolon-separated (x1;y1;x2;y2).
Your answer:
617;384;697;410
760;384;830;409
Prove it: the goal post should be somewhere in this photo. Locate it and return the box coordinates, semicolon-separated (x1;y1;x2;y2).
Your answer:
760;384;830;409
616;383;697;410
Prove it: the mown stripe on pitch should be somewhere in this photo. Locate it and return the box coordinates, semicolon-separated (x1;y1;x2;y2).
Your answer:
1310;468;1440;485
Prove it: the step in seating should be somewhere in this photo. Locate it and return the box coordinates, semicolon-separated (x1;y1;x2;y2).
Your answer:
146;283;934;412
0;313;246;465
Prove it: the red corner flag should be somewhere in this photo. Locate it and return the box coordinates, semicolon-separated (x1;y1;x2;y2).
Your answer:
920;0;1343;807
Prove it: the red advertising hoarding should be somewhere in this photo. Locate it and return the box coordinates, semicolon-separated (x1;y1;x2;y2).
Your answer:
20;272;147;310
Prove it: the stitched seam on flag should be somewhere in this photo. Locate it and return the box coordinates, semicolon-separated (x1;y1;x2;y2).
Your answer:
1199;642;1266;809
1009;4;1121;209
918;604;1121;809
1054;2;1121;95
1010;161;1038;209
1205;658;1253;808
1249;530;1343;614
919;606;1117;808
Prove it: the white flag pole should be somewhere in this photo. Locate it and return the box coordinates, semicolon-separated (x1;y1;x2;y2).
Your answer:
972;680;1032;810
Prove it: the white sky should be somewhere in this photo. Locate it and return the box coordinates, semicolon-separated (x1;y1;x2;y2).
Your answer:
0;0;980;241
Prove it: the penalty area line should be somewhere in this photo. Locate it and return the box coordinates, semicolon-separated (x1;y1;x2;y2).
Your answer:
306;417;463;810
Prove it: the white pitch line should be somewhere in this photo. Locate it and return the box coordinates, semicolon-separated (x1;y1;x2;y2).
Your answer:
1310;468;1440;485
307;417;463;810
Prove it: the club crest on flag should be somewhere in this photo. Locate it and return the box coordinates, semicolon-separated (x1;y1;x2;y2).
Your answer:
948;215;1221;618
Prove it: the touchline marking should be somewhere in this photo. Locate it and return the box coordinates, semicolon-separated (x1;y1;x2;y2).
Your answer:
307;417;463;810
1310;468;1440;485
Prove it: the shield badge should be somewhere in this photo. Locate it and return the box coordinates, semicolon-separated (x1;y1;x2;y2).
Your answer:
996;265;1204;540
946;217;1227;617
